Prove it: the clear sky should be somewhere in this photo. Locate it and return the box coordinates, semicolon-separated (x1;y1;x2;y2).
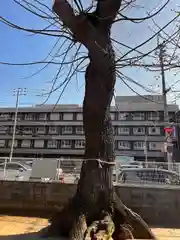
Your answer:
0;0;180;108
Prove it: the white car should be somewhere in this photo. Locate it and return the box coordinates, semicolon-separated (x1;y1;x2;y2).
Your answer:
0;161;32;181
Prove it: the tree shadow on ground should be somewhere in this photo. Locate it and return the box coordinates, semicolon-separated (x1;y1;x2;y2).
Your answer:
0;229;67;240
0;232;41;240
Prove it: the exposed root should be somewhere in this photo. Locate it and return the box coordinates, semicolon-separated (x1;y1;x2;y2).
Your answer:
113;224;134;240
124;206;157;240
44;195;156;240
70;214;87;240
113;193;157;240
84;219;99;239
84;213;115;240
113;206;156;239
45;208;157;240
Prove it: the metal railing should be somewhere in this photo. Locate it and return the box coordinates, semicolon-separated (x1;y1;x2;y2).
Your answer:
113;161;180;186
0;157;36;164
1;157;180;186
51;159;180;185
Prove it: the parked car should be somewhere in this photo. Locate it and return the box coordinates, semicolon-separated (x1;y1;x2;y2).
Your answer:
118;168;180;185
120;164;143;169
0;161;32;181
25;160;33;167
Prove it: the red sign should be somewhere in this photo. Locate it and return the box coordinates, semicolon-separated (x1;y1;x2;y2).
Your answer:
164;127;173;134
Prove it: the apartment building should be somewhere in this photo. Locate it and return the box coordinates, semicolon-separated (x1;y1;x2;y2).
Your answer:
0;95;178;162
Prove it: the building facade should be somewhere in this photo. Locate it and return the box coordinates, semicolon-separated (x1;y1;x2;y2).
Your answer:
0;95;178;162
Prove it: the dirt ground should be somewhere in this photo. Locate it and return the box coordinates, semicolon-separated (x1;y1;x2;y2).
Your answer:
0;216;180;239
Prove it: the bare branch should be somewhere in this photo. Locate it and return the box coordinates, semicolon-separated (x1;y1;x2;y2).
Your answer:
13;0;55;20
53;0;80;34
116;13;180;64
0;15;66;37
116;0;170;23
1;0;180;106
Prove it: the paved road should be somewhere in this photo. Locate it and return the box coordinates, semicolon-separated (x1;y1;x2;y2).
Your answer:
0;216;179;239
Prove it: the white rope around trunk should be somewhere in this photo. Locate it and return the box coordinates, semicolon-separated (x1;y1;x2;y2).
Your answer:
83;158;116;168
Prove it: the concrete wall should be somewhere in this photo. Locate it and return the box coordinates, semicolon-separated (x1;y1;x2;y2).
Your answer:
0;181;180;226
115;184;180;226
0;181;76;212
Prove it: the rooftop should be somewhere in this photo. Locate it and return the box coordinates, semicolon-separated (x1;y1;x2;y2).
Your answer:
0;95;178;112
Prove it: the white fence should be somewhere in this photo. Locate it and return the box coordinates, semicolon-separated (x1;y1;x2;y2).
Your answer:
1;157;180;185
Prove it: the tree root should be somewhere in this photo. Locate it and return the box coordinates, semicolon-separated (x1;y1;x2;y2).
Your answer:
84;219;99;239
70;214;87;240
123;206;157;240
84;213;115;240
113;193;157;240
47;210;135;239
44;195;157;240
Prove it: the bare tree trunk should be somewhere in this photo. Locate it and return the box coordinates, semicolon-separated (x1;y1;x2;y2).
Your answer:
76;37;116;213
48;38;156;240
46;1;157;239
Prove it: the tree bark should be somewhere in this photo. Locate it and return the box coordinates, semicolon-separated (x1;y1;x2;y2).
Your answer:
46;1;157;239
74;38;116;217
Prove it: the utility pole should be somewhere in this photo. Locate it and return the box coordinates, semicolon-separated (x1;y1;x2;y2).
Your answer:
9;88;27;162
158;42;173;170
159;43;169;125
144;134;148;168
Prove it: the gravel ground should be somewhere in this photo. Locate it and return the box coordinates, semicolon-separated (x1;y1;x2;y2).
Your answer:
0;216;180;239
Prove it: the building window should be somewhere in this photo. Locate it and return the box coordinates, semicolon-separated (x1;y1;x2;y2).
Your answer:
21;140;31;148
75;140;85;149
63;113;73;121
118;112;129;120
12;114;21;121
49;126;58;134
168;112;174;121
0;126;8;134
39;114;47;120
133;141;145;150
47;140;58;149
148;127;160;135
8;140;18;148
61;140;72;148
110;112;115;121
112;126;116;135
34;140;44;148
35;127;45;134
8;126;13;134
33;114;40;121
133;127;145;135
31;114;47;121
24;114;33;120
0;113;10;120
62;126;73;134
50;113;59;121
147;112;159;121
118;127;129;135
0;140;5;147
76;126;84;135
118;141;130;150
149;142;162;151
76;113;83;121
132;112;145;121
22;127;33;134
